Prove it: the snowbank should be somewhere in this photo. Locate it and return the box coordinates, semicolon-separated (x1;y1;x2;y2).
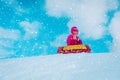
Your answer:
0;53;120;80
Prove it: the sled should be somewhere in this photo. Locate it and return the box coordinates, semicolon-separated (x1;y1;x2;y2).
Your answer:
57;45;91;54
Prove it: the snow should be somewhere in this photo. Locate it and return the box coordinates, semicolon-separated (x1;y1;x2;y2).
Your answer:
0;53;120;80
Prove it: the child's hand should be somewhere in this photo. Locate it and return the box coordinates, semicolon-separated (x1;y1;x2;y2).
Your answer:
77;38;80;41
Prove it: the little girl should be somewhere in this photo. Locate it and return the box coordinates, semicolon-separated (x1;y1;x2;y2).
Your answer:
67;26;82;45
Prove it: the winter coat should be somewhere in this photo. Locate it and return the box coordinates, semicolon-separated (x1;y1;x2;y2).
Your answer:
67;34;82;45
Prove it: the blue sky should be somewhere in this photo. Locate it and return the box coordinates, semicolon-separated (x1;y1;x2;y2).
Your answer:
0;0;120;59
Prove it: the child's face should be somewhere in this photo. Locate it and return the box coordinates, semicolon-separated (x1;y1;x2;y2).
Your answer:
73;31;78;36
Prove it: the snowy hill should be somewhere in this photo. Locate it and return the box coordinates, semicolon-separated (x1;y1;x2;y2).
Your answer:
0;53;120;80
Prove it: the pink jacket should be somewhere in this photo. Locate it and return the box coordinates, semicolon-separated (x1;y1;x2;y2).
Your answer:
67;34;82;45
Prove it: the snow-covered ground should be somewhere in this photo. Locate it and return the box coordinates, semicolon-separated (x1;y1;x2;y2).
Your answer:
0;53;120;80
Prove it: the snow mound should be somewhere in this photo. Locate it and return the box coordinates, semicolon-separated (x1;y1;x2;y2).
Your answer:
0;53;120;80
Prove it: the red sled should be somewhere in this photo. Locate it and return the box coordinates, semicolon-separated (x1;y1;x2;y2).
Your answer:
57;45;91;54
